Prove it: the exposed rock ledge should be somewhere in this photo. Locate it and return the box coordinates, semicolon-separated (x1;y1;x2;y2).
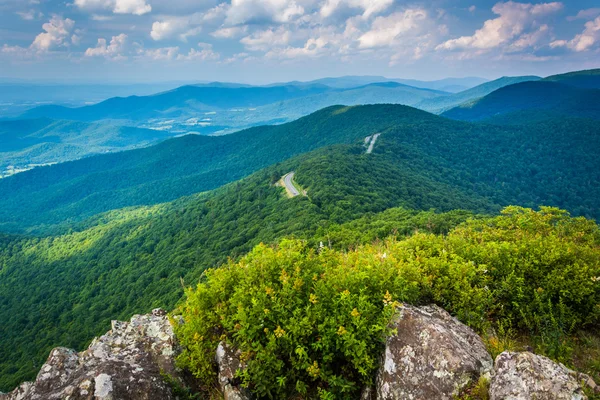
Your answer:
2;305;596;400
0;309;179;400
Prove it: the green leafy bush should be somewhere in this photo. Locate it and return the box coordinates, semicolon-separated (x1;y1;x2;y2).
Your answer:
175;207;600;399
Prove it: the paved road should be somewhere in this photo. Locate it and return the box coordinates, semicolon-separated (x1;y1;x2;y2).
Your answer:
282;172;300;197
366;133;380;154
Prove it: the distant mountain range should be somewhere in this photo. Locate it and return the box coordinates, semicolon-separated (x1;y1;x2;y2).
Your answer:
1;68;599;392
0;118;172;177
442;70;600;122
2;69;598;183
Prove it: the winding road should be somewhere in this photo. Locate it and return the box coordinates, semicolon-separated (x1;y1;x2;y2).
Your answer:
282;172;300;197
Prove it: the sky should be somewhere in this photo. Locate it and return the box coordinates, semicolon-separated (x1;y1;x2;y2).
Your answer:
0;0;599;83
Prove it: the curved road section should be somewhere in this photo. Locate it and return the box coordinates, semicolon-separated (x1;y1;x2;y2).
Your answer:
282;172;300;197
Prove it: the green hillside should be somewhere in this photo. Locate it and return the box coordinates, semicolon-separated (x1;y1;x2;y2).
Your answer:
416;76;541;114
0;139;489;391
543;68;600;89
0;118;174;175
2;104;599;235
0;98;599;394
17;82;448;135
442;81;600;122
0;105;445;232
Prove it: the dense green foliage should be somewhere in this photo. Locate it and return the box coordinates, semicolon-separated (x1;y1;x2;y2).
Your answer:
543;69;600;89
416;75;540;113
0;147;481;392
442;81;600;122
0;118;173;173
2;103;599;233
0;105;431;232
175;207;600;399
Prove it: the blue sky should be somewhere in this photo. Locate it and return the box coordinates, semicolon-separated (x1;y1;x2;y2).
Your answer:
0;0;598;83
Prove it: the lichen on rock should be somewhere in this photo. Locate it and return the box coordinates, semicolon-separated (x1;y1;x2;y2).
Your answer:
376;304;493;400
0;308;180;400
490;351;592;400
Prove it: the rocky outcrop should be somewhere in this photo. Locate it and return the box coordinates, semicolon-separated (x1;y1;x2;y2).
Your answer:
376;304;493;400
490;351;592;400
216;342;250;400
0;309;180;400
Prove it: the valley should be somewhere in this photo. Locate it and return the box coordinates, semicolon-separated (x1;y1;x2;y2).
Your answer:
0;69;599;398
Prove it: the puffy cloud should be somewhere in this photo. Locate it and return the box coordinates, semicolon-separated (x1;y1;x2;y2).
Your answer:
151;4;227;41
73;0;151;15
266;37;329;59
211;25;248;39
320;0;394;19
240;27;291;51
551;16;600;52
16;9;42;20
85;33;127;59
31;15;76;51
437;1;563;51
506;23;550;51
567;8;600;21
358;9;429;48
177;42;220;60
225;0;304;25
141;46;180;60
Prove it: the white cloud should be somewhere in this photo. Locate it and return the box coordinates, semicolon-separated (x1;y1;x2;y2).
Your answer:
85;33;127;59
320;0;394;19
225;0;304;25
551;16;600;52
31;15;76;51
177;42;220;61
73;0;151;15
16;9;42;20
567;8;600;21
240;27;291;51
437;1;563;51
151;5;227;41
141;46;180;60
266;37;329;59
211;25;248;39
358;9;429;48
469;5;476;13
506;23;550;51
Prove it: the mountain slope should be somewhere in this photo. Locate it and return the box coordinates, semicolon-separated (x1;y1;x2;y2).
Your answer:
2;102;600;389
442;81;600;121
1;104;599;234
18;82;448;135
416;76;541;114
20;84;333;121
543;68;600;89
0;118;174;176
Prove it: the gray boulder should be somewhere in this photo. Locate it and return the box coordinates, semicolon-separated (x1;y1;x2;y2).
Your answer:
490;351;593;400
376;304;493;400
216;341;251;400
0;308;180;400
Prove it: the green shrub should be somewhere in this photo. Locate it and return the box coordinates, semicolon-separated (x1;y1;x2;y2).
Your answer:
175;207;600;399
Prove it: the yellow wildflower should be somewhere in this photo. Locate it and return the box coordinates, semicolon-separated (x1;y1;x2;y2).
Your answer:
351;308;360;318
274;325;286;338
309;294;318;304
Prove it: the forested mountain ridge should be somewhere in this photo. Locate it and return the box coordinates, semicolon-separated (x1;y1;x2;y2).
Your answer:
1;103;599;234
0;105;446;231
415;75;541;113
0;118;173;176
1;115;599;390
442;81;600;122
543;68;600;89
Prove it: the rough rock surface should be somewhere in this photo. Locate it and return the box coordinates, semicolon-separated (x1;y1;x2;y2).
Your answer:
376;304;493;400
0;308;179;400
490;351;591;400
216;342;251;400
